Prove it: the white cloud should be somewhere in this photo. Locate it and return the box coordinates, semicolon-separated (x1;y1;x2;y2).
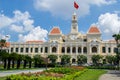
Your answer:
18;26;48;42
11;24;24;33
34;0;116;19
0;10;48;42
96;12;120;40
0;10;34;33
0;14;13;28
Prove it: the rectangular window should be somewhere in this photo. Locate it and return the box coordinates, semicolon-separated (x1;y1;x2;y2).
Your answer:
20;48;23;53
26;48;29;53
35;48;38;53
108;47;111;53
11;47;13;52
114;47;118;53
16;48;19;52
102;47;106;53
41;48;43;53
30;48;33;53
45;47;48;53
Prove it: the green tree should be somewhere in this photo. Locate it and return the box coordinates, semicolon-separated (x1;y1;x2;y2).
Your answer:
27;56;32;68
10;53;18;69
77;55;87;65
0;50;9;69
106;55;115;65
60;55;71;66
112;33;120;69
48;54;58;64
92;55;103;66
7;53;12;70
33;55;43;68
16;54;24;69
23;55;32;68
23;55;29;68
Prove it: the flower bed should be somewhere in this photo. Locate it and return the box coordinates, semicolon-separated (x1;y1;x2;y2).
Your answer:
6;66;87;80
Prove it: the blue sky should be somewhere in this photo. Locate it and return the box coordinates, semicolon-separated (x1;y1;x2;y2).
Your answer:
0;0;120;42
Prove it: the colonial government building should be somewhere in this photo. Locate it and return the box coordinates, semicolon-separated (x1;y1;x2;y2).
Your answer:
7;13;117;63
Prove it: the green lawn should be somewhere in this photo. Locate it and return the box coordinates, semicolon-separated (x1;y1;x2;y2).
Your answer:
74;69;107;80
0;77;6;80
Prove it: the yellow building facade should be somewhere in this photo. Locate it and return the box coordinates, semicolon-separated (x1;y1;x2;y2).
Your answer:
9;13;117;63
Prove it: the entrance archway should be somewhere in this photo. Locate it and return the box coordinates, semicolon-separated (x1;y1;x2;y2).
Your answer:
72;58;76;63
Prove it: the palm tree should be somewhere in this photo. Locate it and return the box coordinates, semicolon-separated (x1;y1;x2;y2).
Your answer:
27;56;32;68
33;55;43;68
7;53;12;70
0;50;9;69
112;33;120;69
10;53;18;69
60;55;71;66
48;54;58;64
23;55;28;68
16;54;24;69
91;55;103;66
77;55;87;65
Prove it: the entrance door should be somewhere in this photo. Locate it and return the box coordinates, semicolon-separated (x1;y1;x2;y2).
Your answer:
72;58;76;63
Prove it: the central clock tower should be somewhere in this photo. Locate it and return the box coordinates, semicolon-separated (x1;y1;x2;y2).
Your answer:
71;12;78;33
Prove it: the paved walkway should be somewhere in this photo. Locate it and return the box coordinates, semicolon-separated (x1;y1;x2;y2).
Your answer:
99;70;120;80
0;68;45;77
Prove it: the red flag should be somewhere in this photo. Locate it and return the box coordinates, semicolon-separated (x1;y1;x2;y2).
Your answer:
74;1;79;9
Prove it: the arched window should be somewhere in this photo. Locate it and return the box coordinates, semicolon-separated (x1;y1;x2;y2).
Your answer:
83;47;87;53
52;47;57;53
92;47;97;53
61;47;65;53
72;47;76;53
78;47;81;53
67;47;70;53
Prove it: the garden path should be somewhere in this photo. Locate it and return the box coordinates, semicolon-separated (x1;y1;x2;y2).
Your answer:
0;68;45;77
99;70;120;80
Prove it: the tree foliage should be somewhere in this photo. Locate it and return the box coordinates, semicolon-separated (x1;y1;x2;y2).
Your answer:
60;55;71;65
92;55;103;66
48;54;58;64
77;55;87;65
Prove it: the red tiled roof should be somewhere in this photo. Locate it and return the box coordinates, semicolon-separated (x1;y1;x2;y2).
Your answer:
0;42;10;47
88;26;100;34
108;40;116;43
26;40;43;43
5;42;10;47
50;27;61;35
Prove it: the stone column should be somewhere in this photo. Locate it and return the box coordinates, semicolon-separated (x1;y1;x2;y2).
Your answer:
57;45;59;54
65;47;67;54
98;46;100;54
111;46;114;54
76;46;78;55
81;46;83;54
106;46;108;54
38;46;41;53
70;46;72;55
90;45;91;54
49;46;52;54
43;47;45;54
